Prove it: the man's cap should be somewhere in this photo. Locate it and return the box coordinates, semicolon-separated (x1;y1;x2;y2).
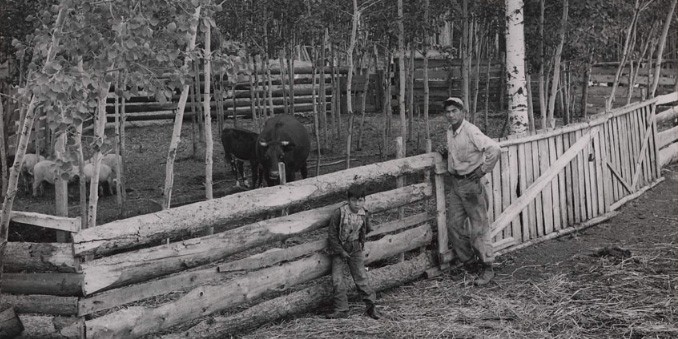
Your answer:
444;97;465;110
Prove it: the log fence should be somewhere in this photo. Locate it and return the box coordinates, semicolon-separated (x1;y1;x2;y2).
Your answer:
2;92;677;338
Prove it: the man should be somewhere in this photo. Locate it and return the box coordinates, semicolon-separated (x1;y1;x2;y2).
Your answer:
437;97;501;286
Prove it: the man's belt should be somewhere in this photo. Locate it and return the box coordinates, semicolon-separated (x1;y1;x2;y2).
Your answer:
452;172;474;180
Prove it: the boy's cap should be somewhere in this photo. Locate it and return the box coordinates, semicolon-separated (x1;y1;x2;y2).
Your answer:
444;97;465;110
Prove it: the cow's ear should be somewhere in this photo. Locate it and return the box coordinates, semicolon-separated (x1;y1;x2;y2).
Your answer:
281;141;295;152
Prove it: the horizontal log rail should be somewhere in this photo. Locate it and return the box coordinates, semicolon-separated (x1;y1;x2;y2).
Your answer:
1;272;82;297
73;153;437;257
9;211;80;233
79;183;432;295
84;224;432;338
3;242;77;273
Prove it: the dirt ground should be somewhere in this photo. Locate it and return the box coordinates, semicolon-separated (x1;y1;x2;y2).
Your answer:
7;112;676;338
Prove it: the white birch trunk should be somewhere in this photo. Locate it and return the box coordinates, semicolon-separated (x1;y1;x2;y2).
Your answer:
203;22;213;203
397;0;407;149
162;6;201;210
546;0;568;129
505;0;529;134
650;0;677;98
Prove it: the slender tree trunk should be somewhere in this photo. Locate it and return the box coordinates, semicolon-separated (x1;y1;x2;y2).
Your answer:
114;75;123;217
279;50;288;115
266;56;275;118
249;58;258;131
288;44;295;115
423;0;431;143
357;45;374;150
407;43;415;141
87;70;114;229
581;53;592;119
607;0;640;109
346;0;360;169
650;0;677;97
461;0;470;108
193;60;205;141
505;0;529;135
162;6;201;210
538;0;546;129
0;99;7;195
320;30;329;151
311;46;321;176
546;0;568;129
397;0;407;155
203;23;213;210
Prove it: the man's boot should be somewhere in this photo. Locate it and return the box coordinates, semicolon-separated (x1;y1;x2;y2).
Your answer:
326;311;348;319
365;304;380;320
474;263;495;286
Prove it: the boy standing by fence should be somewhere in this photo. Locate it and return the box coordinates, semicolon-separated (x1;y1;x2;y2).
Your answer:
437;97;501;286
326;184;380;320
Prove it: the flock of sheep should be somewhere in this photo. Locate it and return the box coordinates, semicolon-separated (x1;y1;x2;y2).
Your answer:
20;153;121;198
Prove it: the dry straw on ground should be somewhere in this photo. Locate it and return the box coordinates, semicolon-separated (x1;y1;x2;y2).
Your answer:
238;235;677;339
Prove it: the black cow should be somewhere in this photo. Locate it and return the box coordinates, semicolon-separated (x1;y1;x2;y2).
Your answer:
221;127;262;188
256;114;311;186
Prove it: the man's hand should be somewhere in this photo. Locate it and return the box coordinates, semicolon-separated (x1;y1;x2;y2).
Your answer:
466;166;485;181
436;145;448;159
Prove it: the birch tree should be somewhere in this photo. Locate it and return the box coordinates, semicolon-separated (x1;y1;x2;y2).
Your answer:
505;0;529;134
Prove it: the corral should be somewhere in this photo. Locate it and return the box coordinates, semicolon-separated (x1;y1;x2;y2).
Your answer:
2;91;676;338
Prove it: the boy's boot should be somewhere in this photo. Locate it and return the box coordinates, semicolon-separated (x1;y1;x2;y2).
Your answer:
474;263;495;286
365;303;380;320
326;311;348;319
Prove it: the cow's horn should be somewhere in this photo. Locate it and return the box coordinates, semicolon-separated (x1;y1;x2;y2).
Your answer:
259;140;267;147
281;141;289;146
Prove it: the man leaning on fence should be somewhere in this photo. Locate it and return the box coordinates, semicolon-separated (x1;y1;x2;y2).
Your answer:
437;97;501;286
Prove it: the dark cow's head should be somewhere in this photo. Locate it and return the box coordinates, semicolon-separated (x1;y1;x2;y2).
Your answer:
258;138;296;184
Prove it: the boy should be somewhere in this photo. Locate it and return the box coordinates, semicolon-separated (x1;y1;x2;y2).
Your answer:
326;184;380;319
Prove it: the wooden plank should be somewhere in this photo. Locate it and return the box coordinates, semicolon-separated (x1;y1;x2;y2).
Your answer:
486;170;495;224
627;108;641;190
590;73;676;86
574;130;587;221
619;115;633;196
434;155;449;259
611;177;665;211
538;138;554;235
490;127;598;239
4;242;78;273
508;146;521;240
517;143;529;242
606;160;634;193
630;110;654;189
641;106;653;185
593;130;606;215
531;140;544;237
523;141;537;237
217;239;327;273
651;104;662;179
610;117;623;201
656;105;678;123
79;183;432;295
562;134;574;226
555;134;568;228
638;107;651;187
579;128;593;219
603;120;618;204
2;273;82;296
73;153;437;257
83;225;432;337
491;156;502;242
9;211;80;233
500;149;511;239
600;123;613;212
2;294;78;316
587;131;599;218
548;136;563;231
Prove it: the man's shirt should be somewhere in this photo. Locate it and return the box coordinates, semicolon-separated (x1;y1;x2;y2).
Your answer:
446;120;501;175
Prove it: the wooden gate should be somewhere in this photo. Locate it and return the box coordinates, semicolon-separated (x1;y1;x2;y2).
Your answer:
440;92;678;257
